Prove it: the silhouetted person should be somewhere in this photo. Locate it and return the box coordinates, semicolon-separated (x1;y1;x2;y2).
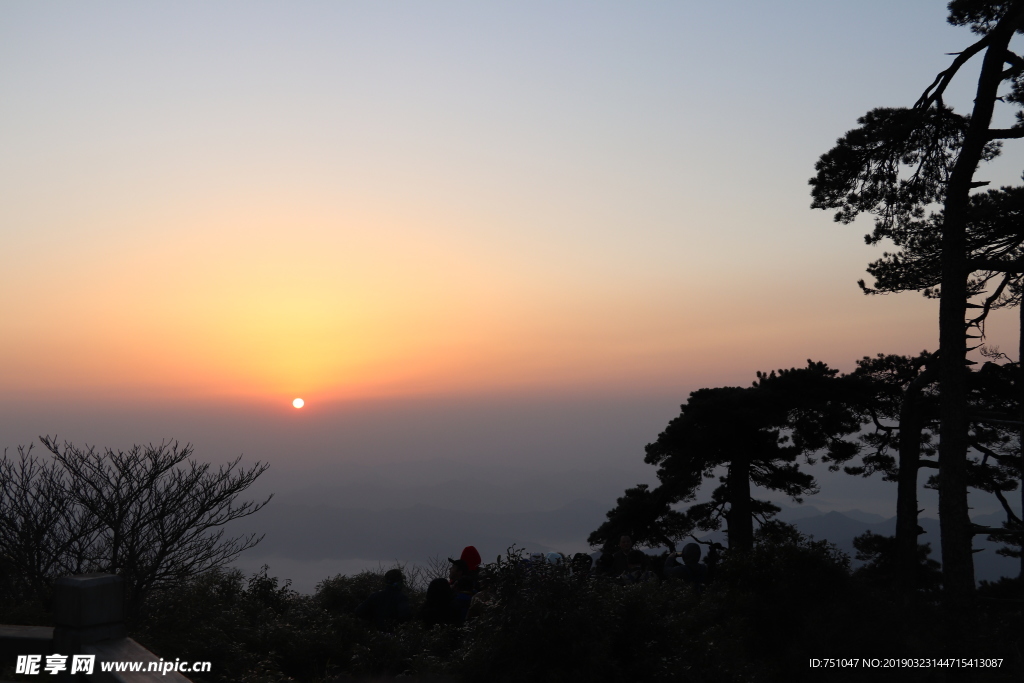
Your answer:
664;543;708;592
570;552;594;576
619;549;657;584
448;558;470;586
459;545;482;572
419;577;459;628
597;535;634;576
612;535;633;575
452;576;475;623
447;545;482;586
704;542;723;581
355;569;411;630
545;552;565;565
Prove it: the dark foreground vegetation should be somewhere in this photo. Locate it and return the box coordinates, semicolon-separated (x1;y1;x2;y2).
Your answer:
5;528;1020;682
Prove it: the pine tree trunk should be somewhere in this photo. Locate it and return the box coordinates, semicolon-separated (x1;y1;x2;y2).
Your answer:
896;368;933;592
936;10;1024;601
726;457;753;552
1019;303;1023;580
938;158;975;602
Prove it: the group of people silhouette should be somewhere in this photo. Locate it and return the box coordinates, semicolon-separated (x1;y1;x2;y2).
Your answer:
594;535;717;587
354;537;715;630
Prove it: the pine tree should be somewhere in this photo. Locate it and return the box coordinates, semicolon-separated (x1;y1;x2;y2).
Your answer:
810;1;1024;599
596;362;863;554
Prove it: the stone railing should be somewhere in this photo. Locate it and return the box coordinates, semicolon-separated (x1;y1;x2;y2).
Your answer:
0;574;191;682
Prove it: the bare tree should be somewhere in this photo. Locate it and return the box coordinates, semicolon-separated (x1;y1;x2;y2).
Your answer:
1;438;271;615
0;445;99;605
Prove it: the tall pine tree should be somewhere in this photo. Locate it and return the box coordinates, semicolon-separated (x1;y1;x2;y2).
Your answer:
810;1;1024;599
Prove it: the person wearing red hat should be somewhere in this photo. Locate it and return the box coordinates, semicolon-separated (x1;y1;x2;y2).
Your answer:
448;545;482;588
459;546;481;572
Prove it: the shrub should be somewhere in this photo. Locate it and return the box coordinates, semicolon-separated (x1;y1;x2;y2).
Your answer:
135;567;344;683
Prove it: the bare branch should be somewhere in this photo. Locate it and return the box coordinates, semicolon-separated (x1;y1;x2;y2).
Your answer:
987;127;1024;139
967;257;1024;273
993;488;1024;526
967;271;1014;331
5;438;273;614
915;35;994;110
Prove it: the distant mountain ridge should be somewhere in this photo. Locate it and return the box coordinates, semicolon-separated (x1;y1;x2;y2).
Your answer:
276;466;655;514
233;498;1020;590
775;505;1017;583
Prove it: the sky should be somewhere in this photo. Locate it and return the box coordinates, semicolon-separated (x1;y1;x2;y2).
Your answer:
3;2;1024;525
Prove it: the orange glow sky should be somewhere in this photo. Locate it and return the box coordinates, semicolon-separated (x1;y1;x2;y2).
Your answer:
2;1;1022;418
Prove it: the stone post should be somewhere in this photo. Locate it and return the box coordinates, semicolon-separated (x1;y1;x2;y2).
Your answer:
52;574;126;681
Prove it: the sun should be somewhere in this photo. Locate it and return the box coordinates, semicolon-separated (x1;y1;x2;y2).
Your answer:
292;398;305;409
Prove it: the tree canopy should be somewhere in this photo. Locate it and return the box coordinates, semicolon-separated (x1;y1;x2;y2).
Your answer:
592;362;864;553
